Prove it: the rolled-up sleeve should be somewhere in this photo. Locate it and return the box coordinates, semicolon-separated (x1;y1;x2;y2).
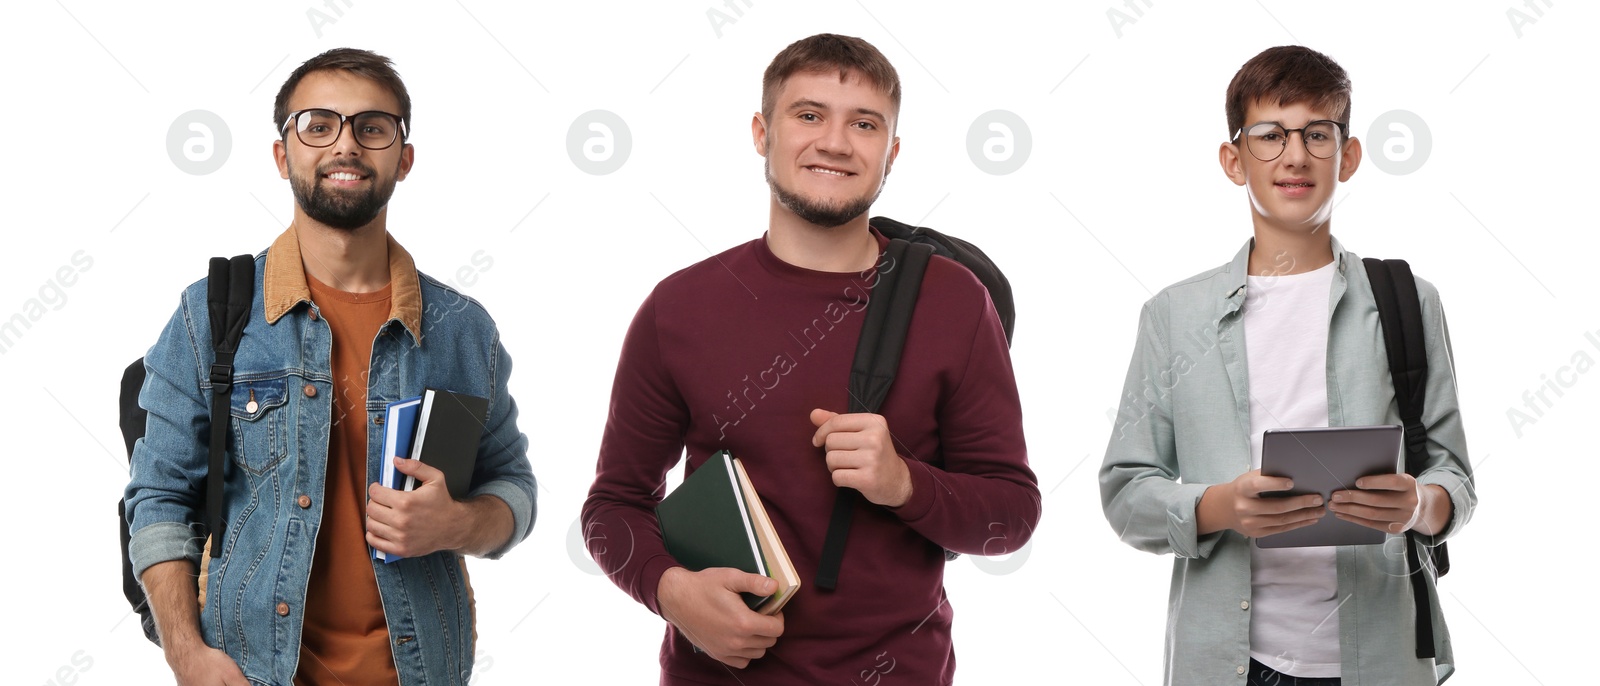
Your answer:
125;292;211;581
468;331;537;559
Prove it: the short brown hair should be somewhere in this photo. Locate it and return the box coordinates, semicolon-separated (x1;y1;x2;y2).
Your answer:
273;48;412;139
761;34;901;123
1225;46;1350;137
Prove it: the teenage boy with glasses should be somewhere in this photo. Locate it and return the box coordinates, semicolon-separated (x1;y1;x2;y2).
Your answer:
1099;46;1476;685
125;48;537;685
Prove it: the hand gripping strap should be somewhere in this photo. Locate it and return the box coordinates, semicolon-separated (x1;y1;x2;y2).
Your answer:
816;240;933;591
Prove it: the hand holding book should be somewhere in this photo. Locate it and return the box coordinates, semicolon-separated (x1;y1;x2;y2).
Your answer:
654;451;801;667
369;389;489;563
366;457;465;559
657;567;784;669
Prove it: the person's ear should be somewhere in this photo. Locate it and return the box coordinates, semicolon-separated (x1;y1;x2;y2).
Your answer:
1338;136;1361;182
752;113;769;157
274;138;290;180
396;143;414;181
1219;141;1246;187
884;135;900;177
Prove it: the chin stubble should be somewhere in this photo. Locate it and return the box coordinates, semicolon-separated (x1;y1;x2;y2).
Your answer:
288;159;400;231
765;158;883;229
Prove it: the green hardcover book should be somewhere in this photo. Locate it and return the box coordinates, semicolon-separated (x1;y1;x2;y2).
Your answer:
656;451;771;611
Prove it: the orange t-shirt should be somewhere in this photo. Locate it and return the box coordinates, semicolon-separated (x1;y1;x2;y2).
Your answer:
296;275;399;686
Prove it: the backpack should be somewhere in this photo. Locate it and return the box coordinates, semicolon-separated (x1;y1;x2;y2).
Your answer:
119;255;255;645
814;218;1013;591
868;217;1014;344
1363;257;1450;660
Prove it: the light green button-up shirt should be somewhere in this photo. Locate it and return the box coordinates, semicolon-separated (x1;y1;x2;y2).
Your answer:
1100;238;1476;685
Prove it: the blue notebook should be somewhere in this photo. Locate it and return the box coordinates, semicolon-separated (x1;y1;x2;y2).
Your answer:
372;395;422;563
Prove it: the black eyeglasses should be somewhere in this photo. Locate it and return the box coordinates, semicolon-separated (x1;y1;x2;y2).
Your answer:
1232;120;1348;161
281;108;408;150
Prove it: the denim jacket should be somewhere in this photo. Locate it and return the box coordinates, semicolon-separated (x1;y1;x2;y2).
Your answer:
125;227;536;685
1100;238;1476;685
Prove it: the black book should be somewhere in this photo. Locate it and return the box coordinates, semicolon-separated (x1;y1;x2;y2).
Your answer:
402;388;489;500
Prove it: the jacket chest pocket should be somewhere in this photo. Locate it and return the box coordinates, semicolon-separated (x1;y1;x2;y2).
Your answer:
230;378;289;475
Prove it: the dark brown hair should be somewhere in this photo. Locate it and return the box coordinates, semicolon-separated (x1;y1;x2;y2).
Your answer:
273;48;411;139
1225;46;1351;136
761;34;901;123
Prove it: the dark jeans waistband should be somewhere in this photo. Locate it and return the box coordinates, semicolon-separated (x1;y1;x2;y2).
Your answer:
1247;659;1340;686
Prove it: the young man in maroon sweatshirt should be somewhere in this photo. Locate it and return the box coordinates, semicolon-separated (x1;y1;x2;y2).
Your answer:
581;34;1040;684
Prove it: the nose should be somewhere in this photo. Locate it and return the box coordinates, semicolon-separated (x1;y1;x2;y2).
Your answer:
814;119;852;157
329;120;362;157
1279;130;1309;166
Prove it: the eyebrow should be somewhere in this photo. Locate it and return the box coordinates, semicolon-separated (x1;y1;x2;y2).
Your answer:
786;98;888;122
1248;119;1335;129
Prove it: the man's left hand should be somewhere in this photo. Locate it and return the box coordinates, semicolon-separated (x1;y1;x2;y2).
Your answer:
366;457;465;558
1329;474;1444;534
809;409;913;508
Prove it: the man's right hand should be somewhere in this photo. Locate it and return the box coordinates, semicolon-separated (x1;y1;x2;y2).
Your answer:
164;639;249;686
657;567;784;669
1197;469;1326;537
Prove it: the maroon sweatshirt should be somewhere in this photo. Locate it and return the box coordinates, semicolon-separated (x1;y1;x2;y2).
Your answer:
582;231;1039;685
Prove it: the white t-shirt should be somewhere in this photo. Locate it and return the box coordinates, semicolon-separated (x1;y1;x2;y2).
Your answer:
1242;259;1342;678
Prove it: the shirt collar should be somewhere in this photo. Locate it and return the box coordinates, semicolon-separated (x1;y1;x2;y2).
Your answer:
1219;235;1350;312
262;224;425;344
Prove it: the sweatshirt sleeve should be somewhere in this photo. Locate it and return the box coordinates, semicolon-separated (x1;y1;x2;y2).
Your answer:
580;294;686;615
888;287;1041;556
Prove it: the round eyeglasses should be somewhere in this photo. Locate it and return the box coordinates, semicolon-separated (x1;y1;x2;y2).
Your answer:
281;108;408;150
1232;120;1347;161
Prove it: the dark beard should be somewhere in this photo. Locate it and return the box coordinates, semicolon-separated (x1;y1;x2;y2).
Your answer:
765;159;881;229
289;159;397;230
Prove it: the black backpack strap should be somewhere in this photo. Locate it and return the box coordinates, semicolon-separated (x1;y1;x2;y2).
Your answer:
1364;257;1440;659
815;239;934;591
1366;259;1429;465
204;255;255;557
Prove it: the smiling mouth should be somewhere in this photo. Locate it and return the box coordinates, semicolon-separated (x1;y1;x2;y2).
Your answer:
807;166;854;177
324;171;367;182
1276;182;1313;188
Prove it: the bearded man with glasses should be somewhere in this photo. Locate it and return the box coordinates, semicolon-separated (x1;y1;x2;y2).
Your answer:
125;48;537;686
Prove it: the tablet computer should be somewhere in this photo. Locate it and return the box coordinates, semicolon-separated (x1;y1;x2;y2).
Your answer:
1256;424;1403;548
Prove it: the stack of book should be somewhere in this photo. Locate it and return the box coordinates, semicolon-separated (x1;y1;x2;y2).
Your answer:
372;388;489;563
656;451;800;614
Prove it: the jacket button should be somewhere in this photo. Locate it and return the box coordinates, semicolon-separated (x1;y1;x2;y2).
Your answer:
1240;600;1250;610
276;602;290;617
297;495;311;509
373;414;385;426
1236;665;1246;675
303;384;317;398
310;310;319;321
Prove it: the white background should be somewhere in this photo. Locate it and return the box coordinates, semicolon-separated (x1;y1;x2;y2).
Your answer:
2;1;1593;683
